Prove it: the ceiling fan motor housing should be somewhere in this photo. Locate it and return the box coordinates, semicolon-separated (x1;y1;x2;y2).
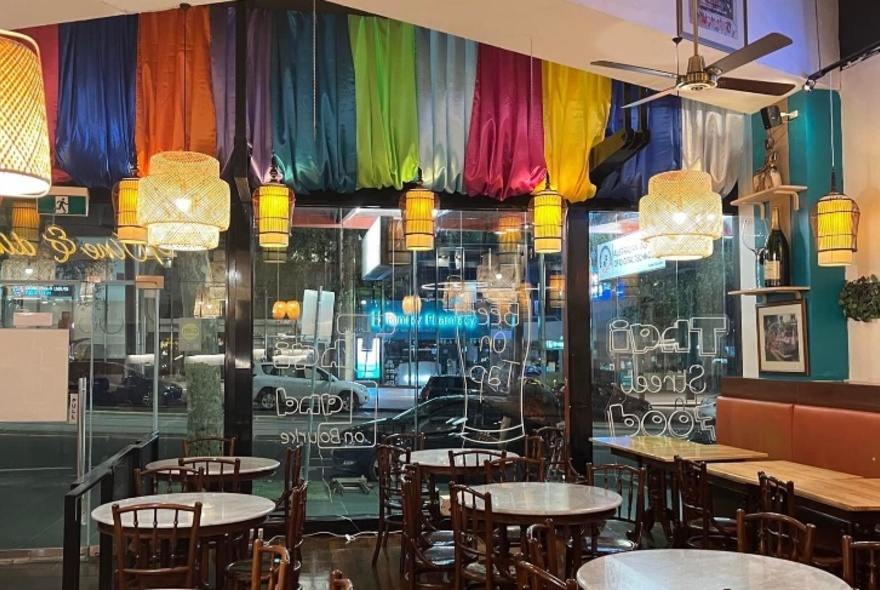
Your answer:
682;54;717;91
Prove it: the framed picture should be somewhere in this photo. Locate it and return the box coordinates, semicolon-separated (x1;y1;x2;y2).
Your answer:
756;300;809;374
677;0;748;53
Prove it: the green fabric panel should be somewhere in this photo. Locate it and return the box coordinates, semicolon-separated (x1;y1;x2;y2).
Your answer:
349;16;419;189
756;90;848;380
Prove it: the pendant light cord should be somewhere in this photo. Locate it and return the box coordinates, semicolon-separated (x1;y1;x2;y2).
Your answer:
181;3;190;152
312;0;317;136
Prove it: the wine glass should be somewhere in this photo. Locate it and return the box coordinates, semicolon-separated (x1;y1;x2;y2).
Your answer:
740;217;768;286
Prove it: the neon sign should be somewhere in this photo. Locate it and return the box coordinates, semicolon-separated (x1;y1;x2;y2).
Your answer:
0;225;171;264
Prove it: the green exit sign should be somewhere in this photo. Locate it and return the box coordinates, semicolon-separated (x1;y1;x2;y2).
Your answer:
38;188;89;217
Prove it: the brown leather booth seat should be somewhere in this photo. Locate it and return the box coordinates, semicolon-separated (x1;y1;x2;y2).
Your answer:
792;405;880;477
715;397;794;460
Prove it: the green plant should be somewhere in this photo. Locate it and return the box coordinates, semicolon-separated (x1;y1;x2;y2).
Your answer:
839;275;880;322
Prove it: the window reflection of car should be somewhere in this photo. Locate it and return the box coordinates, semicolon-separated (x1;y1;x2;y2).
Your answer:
68;361;183;407
592;384;653;421
688;394;718;443
252;362;369;413
332;393;559;480
417;375;487;403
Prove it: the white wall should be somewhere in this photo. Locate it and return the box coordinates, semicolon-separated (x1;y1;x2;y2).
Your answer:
841;55;880;383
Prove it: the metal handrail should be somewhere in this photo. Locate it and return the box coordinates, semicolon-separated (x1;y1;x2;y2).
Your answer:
61;432;159;590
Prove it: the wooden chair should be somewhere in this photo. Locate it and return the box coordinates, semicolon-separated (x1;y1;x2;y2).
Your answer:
179;457;242;493
736;509;816;564
533;427;572;482
843;535;880;590
249;538;289;590
524;435;545;461
448;449;506;485
330;570;354;590
567;463;645;569
756;471;842;572
514;555;578;590
227;479;307;590
383;432;426;451
401;471;455;588
524;521;563;579
134;466;202;495
449;483;515;589
485;456;546;483
111;501;202;590
183;435;236;457
674;456;736;549
265;445;305;537
372;444;409;566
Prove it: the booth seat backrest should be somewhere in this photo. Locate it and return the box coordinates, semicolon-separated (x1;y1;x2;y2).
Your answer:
792;405;880;477
716;397;794;460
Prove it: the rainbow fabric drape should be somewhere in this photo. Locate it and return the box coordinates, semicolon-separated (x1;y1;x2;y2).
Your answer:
22;8;743;203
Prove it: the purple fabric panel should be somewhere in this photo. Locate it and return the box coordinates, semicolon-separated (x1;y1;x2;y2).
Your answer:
209;5;235;169
247;9;274;184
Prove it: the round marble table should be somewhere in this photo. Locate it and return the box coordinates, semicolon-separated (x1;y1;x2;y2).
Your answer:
470;482;622;527
407;448;519;475
91;491;276;537
575;549;851;589
146;456;280;481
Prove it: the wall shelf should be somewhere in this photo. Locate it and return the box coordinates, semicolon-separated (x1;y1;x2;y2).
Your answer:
728;286;810;302
731;185;808;211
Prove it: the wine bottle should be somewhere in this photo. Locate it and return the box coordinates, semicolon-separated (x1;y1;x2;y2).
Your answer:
764;206;791;287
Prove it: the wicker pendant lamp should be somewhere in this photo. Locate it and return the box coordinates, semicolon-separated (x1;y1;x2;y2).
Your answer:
137;4;229;251
286;300;301;321
400;170;439;251
640;170;722;261
402;295;422;316
112;160;147;245
254;158;295;249
530;176;564;255
10;199;40;243
0;30;51;198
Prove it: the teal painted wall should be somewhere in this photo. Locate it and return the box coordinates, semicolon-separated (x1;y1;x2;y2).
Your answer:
751;90;848;380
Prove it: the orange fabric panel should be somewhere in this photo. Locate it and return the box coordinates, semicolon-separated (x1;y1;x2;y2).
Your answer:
716;397;794;460
793;405;880;477
136;7;216;174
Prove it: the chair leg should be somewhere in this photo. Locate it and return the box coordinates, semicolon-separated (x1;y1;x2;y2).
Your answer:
372;514;386;565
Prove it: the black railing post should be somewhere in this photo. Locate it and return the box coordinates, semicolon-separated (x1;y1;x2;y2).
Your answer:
98;473;114;590
61;491;81;590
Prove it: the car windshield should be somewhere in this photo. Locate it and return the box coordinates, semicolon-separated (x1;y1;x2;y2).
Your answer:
392;397;465;421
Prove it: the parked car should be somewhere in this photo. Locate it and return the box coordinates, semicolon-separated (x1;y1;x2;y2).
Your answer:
688;394;718;443
252;362;369;412
332;388;561;480
68;361;183;407
417;375;487;403
592;384;653;420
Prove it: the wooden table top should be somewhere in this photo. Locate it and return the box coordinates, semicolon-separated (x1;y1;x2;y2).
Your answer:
707;460;863;487
792;479;880;512
591;436;768;463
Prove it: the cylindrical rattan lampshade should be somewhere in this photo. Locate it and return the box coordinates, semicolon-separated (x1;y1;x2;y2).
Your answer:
254;182;294;249
640;170;722;261
112;177;147;245
11;199;40;243
530;188;564;254
138;151;230;251
194;286;221;318
402;295;422;316
400;187;438;251
286;300;301;321
811;183;860;267
547;273;565;309
0;31;51;198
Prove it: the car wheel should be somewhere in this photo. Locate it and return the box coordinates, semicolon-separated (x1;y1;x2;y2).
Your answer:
339;391;357;413
368;452;379;481
258;388;276;411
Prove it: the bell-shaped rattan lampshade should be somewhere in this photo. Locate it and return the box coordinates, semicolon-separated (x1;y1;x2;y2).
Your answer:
402;295;422;316
640;170;722;261
810;172;860;267
138;151;230;251
530;184;564;255
10;199;40;243
271;300;287;320
254;181;295;249
400;185;439;251
193;285;221;318
286;300;301;321
0;31;51;198
112;177;147;245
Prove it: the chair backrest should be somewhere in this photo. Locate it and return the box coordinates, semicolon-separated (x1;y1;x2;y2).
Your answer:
448;449;506;485
330;569;354;590
183;435;236;457
382;432;425;451
276;445;304;514
450;483;513;587
485;456;546;483
286;478;308;564
758;471;796;516
586;463;646;536
534;426;569;481
376;444;409;517
111;501;202;590
736;509;816;564
251;538;289;590
178;457;241;493
524;521;562;579
525;435;545;461
134;466;202;495
514;555;577;590
843;535;880;590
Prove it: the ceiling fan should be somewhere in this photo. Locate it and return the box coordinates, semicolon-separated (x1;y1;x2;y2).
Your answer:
592;0;796;108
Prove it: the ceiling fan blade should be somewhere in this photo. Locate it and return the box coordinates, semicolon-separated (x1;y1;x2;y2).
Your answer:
707;33;793;75
591;60;678;79
622;87;679;109
717;77;796;96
